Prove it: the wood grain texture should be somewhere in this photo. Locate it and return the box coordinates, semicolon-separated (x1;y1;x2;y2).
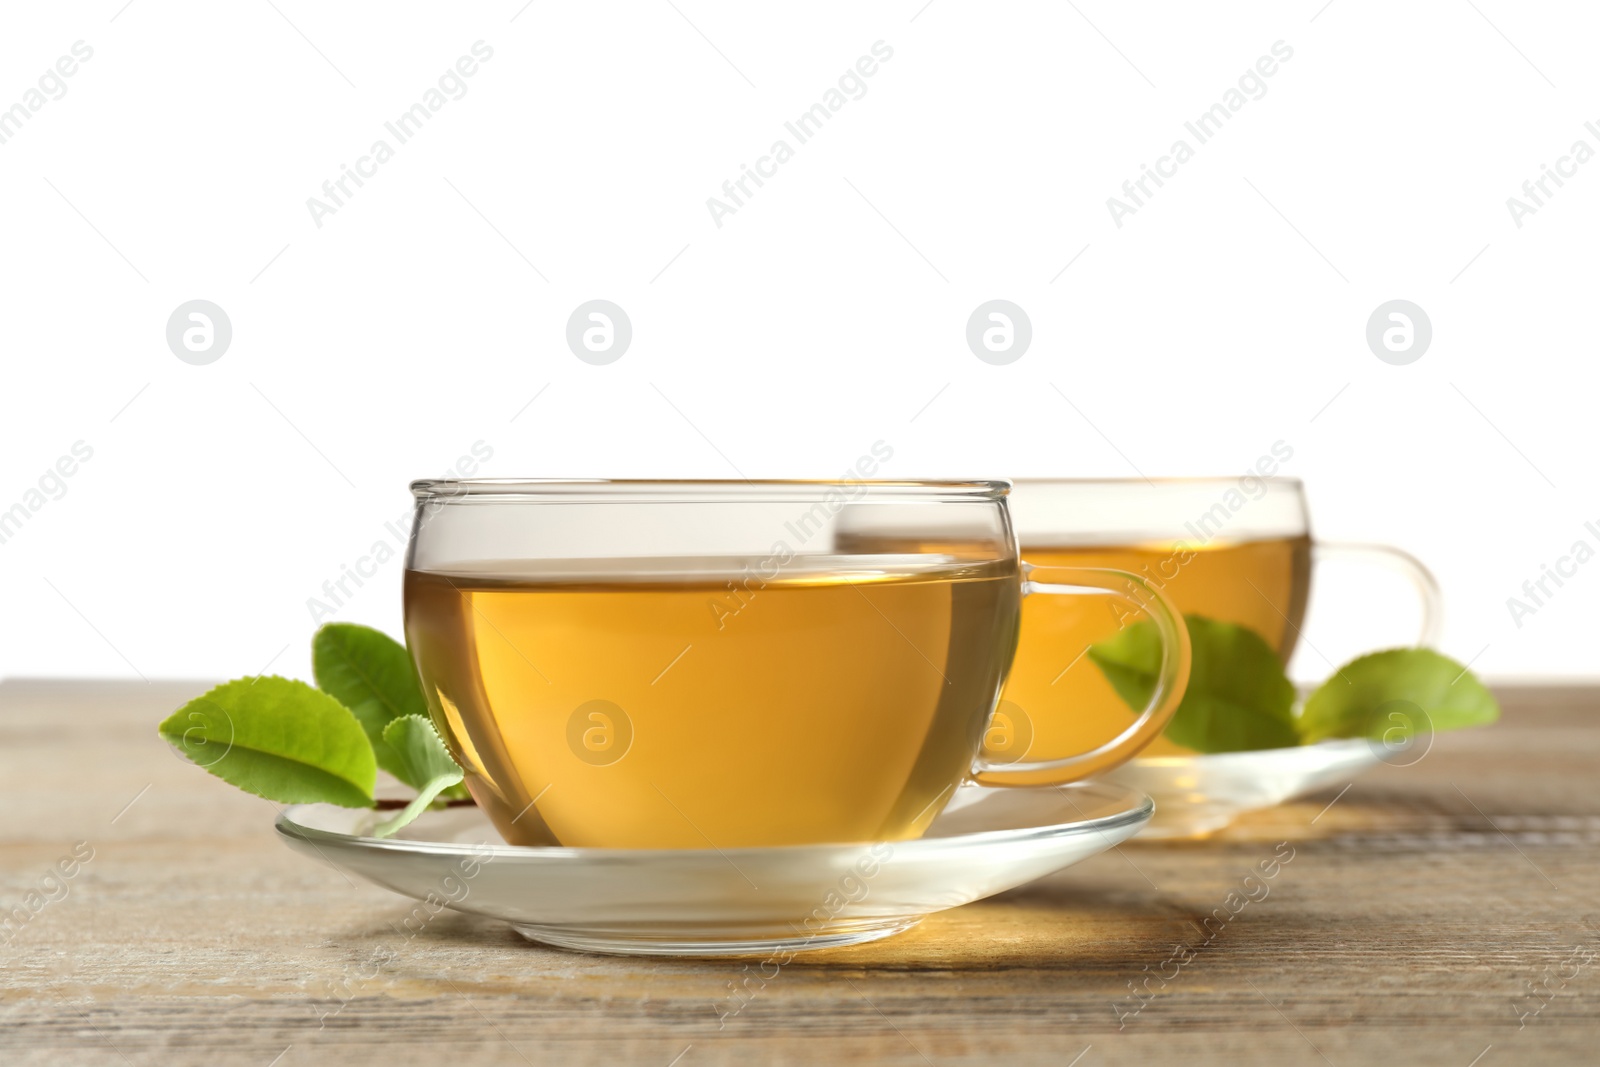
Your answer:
2;679;1597;1066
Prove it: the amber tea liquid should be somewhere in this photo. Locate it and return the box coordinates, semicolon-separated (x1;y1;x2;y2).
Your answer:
405;556;1020;848
997;536;1310;760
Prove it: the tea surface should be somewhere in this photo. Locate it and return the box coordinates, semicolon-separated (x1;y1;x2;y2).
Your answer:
405;556;1019;848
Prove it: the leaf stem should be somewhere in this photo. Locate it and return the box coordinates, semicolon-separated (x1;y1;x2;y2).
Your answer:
372;796;476;810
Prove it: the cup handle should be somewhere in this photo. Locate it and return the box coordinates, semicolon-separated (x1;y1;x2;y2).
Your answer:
971;565;1192;788
1312;541;1442;646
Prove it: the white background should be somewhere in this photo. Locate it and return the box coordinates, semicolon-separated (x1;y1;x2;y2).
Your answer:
1;1;1595;684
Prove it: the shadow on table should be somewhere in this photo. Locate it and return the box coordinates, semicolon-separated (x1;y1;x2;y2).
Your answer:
326;825;1353;978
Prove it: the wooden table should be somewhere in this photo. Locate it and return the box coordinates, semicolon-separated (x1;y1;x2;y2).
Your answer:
2;680;1596;1066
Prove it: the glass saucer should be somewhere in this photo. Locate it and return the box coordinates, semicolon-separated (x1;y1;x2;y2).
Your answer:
1101;738;1380;839
274;780;1151;957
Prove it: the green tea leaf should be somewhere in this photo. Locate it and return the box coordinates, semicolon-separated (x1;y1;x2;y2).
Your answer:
1089;614;1300;753
312;623;429;788
372;716;465;838
158;677;375;807
1297;648;1500;744
382;714;463;789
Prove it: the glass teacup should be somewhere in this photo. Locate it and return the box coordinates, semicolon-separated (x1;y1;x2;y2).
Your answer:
403;479;1192;849
1000;477;1439;762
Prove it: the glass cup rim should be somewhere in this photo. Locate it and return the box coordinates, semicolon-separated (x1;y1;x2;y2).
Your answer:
1009;476;1304;489
1006;476;1309;544
409;478;1013;503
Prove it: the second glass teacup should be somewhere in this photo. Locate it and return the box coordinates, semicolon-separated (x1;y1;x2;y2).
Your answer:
999;477;1439;763
402;479;1191;849
995;476;1441;838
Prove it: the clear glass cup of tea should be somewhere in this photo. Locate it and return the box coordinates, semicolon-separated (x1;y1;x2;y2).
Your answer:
998;477;1439;763
403;479;1193;849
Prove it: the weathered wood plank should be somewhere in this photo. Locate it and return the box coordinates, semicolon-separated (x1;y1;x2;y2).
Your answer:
2;680;1596;1065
